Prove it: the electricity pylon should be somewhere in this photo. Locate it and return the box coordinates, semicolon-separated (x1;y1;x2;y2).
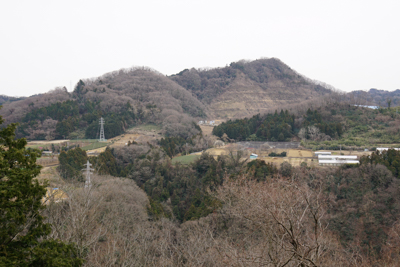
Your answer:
99;117;106;142
83;160;94;189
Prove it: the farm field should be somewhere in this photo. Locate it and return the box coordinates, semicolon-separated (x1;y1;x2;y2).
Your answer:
35;166;64;187
199;125;214;136
26;123;164;154
27;139;105;151
128;124;162;132
287;149;313;158
172;154;201;164
81;142;108;151
205;148;229;156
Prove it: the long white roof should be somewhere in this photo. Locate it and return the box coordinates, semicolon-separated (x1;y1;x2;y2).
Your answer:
314;151;332;155
319;160;359;164
318;155;358;159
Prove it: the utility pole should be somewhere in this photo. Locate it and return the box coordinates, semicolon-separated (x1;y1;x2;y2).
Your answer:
83;160;94;189
99;117;106;142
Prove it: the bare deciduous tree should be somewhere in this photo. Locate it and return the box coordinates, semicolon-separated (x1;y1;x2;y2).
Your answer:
212;175;350;266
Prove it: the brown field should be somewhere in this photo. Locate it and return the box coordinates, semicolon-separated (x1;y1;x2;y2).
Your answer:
108;133;142;147
206;148;229;156
287;149;313;157
37;157;59;167
85;131;159;154
35;166;65;187
199;125;215;136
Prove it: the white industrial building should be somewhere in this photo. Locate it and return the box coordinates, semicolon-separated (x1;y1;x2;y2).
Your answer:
318;155;358;160
314;151;331;156
319;159;360;166
317;154;359;166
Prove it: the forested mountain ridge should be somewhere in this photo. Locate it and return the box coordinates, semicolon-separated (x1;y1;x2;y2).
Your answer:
170;58;333;119
0;68;206;140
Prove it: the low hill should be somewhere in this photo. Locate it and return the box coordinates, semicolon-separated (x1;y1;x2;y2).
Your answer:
0;68;206;140
350;88;400;108
0;58;336;140
170;58;332;119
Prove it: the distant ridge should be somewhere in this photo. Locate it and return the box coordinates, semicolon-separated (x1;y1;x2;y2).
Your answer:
349;88;400;107
0;95;26;105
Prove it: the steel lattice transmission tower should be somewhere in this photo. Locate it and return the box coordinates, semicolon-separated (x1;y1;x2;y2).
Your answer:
83;160;94;189
99;117;106;142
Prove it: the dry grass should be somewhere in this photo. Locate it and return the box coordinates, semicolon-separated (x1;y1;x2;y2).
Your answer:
108;133;142;147
35;166;65;187
28;140;70;145
206;148;229;156
203;146;319;168
287;149;313;157
199;125;215;136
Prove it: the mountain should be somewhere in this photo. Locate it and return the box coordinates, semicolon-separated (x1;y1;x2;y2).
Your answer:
169;58;332;119
0;58;335;140
0;68;206;140
350;88;400;107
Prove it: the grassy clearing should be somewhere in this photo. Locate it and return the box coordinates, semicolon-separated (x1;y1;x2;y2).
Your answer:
129;124;162;132
199;125;214;136
81;142;108;151
172;154;200;165
69;139;99;142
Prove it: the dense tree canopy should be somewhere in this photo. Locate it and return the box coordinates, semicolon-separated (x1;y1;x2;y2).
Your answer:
213;110;295;141
57;147;88;181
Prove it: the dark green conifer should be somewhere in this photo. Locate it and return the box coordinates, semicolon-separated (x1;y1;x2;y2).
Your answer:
0;114;83;266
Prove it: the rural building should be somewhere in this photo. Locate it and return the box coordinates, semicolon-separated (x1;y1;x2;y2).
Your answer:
250;153;258;159
42;151;53;156
318;155;359;166
198;120;217;126
314;151;331;156
318;155;358;160
319;159;360;166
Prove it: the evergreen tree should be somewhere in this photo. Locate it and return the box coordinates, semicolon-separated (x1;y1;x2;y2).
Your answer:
0;115;83;266
57;147;88;181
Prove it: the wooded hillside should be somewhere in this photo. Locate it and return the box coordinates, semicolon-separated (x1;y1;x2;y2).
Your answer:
0;68;206;140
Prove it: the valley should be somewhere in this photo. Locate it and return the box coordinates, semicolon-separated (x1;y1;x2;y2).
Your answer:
2;58;400;266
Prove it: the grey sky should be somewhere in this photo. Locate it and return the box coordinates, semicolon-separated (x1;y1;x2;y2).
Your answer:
0;0;399;97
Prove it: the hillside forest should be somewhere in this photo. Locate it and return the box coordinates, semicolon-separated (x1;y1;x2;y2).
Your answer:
42;138;400;266
2;58;400;266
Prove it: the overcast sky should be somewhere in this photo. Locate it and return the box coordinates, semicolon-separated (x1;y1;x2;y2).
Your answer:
0;0;399;97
